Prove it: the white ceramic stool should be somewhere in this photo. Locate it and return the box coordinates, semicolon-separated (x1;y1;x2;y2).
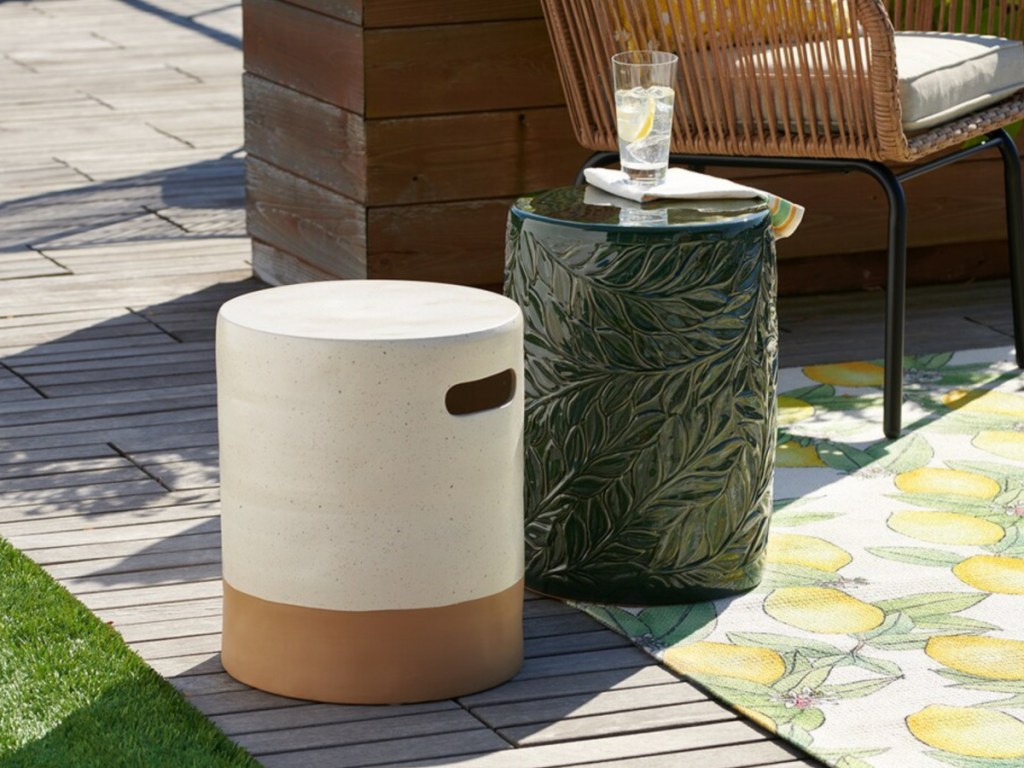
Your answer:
216;280;524;704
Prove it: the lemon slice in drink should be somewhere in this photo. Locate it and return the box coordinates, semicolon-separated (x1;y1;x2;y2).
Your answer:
617;96;656;143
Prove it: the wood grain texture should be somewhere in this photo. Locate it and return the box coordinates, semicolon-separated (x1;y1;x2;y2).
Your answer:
242;0;363;111
364;20;564;118
243;74;367;201
273;0;361;24
363;0;542;27
251;240;344;285
366;198;513;284
366;107;589;205
245;157;368;279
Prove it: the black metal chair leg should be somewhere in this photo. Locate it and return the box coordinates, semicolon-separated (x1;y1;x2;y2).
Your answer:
994;128;1024;367
876;165;908;439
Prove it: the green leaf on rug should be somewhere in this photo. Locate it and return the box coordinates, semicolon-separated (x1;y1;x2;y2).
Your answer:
770;506;838;528
875;591;987;619
866;434;933;474
816;441;877;472
786;705;826;732
906;352;956;370
889;492;997;514
779;384;836;403
857;612;928;651
934;669;1024;693
775;721;817;749
0;537;257;768
928;411;1024;435
978;693;1024;709
761;561;846;588
866;546;963;567
775;664;830;691
834;756;883;768
912;615;1000;633
637;603;717;647
926;751;1024;768
818;747;889;768
726;632;845;657
584;602;716;650
820;678;898;700
948;460;1022;489
850;654;902;677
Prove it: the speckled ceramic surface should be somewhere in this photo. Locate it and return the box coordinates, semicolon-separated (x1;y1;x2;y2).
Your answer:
216;280;524;612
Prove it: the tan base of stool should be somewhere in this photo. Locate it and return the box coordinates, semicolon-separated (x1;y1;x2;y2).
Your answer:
221;579;524;704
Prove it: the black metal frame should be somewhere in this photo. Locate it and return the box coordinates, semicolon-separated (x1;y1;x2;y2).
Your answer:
576;128;1024;438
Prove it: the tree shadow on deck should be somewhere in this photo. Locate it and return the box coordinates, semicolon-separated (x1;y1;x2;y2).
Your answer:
0;149;245;258
116;0;242;51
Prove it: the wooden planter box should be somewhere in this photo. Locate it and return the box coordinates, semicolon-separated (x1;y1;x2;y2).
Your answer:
242;0;1018;294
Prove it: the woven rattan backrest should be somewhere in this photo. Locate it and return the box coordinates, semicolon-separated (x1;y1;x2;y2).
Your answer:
540;0;910;160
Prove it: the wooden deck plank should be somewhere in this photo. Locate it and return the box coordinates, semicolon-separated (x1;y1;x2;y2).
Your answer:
0;337;185;365
459;667;683;708
0;411;219;451
0;466;155;493
0;455;127;480
472;685;711;730
0;388;212;421
181;687;313;717
534;741;804;768
73;579;223;611
522;630;631;658
212;700;459;738
9;514;219;553
254;731;514;767
96;596;224;628
111;611;223;642
0;385;217;420
46;547;224;584
0;487;217;522
234;709;505;759
257;720;773;768
522;611;611;639
0;479;168;510
499;700;739;746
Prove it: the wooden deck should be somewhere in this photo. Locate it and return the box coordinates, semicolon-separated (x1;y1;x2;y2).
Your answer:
1;1;1019;766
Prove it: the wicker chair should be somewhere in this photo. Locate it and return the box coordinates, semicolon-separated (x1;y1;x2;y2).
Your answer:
539;0;1024;437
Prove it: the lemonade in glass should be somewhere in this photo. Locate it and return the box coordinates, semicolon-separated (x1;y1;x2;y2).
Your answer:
612;51;678;186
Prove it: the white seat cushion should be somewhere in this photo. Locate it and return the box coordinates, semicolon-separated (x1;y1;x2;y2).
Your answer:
715;32;1024;133
896;32;1024;131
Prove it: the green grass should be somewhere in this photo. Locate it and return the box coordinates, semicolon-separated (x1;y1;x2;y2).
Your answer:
0;536;259;767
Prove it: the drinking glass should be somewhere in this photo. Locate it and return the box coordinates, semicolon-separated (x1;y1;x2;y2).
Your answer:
612;50;678;186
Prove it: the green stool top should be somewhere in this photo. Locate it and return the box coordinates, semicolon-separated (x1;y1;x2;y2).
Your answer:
510;185;770;234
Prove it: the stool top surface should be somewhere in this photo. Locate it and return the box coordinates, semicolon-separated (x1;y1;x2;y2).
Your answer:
511;185;769;233
218;280;521;341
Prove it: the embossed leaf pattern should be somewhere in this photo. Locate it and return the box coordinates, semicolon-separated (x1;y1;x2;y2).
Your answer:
507;210;777;604
568;347;1024;768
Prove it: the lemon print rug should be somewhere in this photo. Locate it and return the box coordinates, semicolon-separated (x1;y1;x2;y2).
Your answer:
577;345;1024;768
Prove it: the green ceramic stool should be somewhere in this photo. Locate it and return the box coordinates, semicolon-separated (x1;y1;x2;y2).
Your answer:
505;186;777;605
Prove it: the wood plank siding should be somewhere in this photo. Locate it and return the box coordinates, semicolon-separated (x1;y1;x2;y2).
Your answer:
242;0;1023;294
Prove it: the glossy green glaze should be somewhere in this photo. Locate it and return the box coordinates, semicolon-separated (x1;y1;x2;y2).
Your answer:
505;186;778;605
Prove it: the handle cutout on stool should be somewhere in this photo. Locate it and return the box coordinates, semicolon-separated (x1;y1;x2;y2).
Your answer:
446;369;517;416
